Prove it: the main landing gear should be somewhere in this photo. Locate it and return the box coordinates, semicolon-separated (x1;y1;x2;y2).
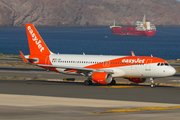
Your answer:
83;72;93;86
84;80;92;86
150;78;155;88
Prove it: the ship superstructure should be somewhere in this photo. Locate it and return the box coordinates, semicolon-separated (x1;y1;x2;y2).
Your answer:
110;15;156;36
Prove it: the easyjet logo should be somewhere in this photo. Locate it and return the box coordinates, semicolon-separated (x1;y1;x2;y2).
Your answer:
122;58;145;63
27;26;44;52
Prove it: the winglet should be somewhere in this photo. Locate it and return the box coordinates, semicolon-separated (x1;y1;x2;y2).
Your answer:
131;51;135;56
19;51;28;63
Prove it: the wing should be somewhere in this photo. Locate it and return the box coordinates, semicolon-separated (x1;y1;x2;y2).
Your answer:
37;64;114;73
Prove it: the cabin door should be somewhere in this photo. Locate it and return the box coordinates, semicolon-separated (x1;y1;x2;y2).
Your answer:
145;59;152;71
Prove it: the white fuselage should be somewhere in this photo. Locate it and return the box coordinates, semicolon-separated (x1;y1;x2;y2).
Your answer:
47;54;175;78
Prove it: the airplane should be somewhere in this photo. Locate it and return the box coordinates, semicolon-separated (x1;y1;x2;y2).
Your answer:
19;24;176;88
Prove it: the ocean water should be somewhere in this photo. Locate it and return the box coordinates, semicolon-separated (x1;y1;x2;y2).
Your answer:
0;27;180;60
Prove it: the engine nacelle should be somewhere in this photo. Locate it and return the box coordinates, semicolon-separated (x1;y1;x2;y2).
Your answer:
128;78;146;83
91;72;112;84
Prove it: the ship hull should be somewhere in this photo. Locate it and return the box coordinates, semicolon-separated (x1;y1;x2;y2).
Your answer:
111;28;156;36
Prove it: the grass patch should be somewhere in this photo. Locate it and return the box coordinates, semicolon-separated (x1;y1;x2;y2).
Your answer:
0;53;4;57
0;75;46;80
13;75;20;79
1;76;8;80
167;59;180;63
0;75;26;80
175;66;180;73
31;75;47;80
0;61;37;67
0;53;21;58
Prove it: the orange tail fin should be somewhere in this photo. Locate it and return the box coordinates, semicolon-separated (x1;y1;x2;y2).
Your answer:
25;24;52;55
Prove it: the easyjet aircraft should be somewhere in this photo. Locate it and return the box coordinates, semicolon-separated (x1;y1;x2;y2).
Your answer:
20;24;176;88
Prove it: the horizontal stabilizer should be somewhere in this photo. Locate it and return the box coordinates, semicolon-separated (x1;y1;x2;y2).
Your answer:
19;51;38;63
19;51;28;63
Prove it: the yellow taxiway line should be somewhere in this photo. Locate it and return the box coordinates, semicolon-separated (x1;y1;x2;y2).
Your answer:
98;85;143;88
89;106;180;114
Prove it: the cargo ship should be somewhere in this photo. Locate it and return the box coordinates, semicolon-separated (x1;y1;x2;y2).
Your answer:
110;15;156;36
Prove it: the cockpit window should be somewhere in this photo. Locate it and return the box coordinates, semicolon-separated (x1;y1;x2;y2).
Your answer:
161;63;164;66
157;63;170;66
164;63;170;66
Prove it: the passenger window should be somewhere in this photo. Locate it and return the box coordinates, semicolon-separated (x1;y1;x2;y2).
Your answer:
161;63;164;66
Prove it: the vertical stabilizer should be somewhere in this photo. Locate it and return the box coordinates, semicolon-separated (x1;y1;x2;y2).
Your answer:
25;24;52;55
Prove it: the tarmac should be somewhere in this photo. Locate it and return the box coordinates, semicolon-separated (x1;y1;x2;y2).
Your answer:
0;57;180;120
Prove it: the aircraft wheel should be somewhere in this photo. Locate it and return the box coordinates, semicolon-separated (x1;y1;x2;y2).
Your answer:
84;80;92;86
150;84;155;88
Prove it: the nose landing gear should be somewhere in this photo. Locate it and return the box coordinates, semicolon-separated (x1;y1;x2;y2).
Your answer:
150;78;155;88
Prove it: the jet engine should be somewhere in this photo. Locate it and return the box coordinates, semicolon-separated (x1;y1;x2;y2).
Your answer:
91;72;112;84
128;78;146;83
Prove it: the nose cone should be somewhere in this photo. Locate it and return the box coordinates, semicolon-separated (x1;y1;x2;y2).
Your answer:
168;67;176;76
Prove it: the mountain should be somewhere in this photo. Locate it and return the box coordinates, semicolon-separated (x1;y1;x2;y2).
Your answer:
0;0;180;27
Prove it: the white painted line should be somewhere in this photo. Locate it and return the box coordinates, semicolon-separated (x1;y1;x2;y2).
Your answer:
0;94;180;108
170;80;180;82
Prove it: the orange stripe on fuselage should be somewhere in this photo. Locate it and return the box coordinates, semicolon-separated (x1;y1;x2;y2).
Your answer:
84;56;167;69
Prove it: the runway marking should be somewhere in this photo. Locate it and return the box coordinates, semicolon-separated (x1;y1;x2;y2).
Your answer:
170;80;180;82
98;85;143;88
89;106;180;114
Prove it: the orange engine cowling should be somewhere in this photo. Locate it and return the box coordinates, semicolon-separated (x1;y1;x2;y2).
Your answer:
91;72;112;84
128;78;146;83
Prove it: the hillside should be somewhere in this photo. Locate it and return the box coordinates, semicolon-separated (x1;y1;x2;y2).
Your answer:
0;0;180;27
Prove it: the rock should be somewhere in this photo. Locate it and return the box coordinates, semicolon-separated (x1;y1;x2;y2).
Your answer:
0;0;180;27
